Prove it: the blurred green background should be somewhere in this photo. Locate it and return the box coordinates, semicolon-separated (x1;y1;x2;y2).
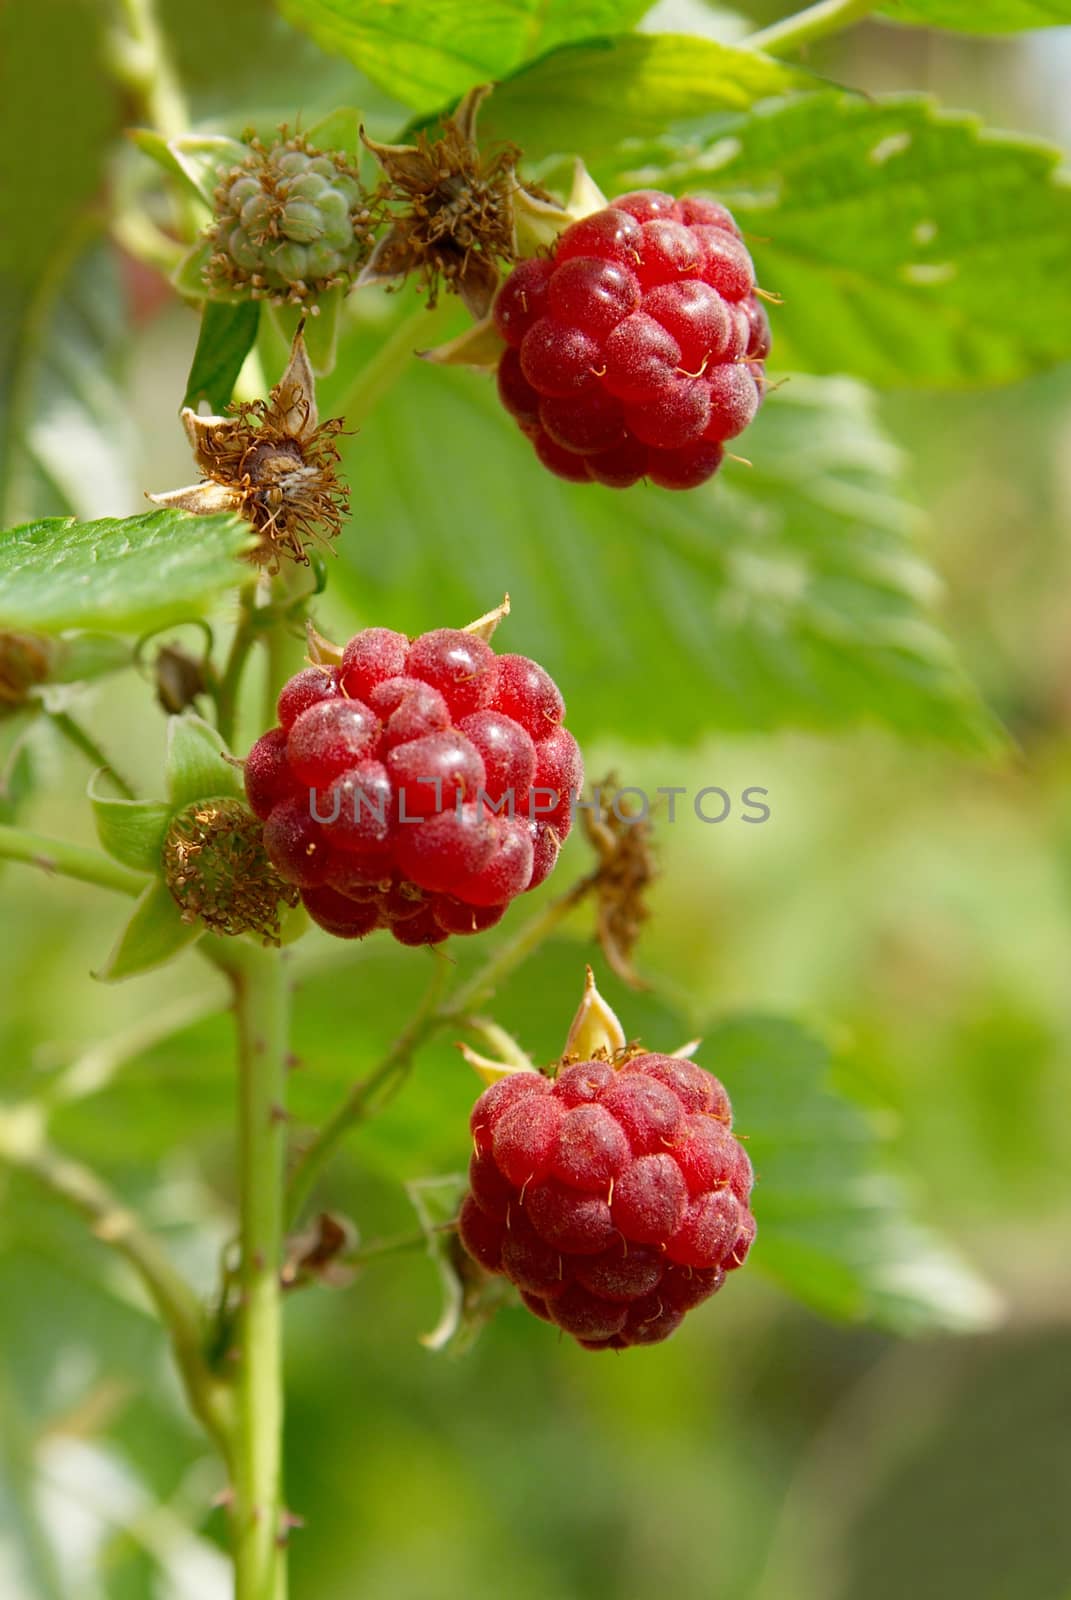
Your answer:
2;2;1070;1597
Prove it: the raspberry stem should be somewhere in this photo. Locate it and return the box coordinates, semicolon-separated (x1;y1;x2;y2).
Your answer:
49;710;138;800
109;0;202;242
0;823;146;896
285;870;599;1226
212;938;292;1600
744;0;876;55
333;302;448;426
285;953;453;1225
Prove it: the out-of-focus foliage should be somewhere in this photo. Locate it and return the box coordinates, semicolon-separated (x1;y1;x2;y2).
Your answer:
1;0;1070;1596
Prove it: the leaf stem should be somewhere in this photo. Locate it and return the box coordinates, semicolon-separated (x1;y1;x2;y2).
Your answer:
214;939;291;1600
0;1104;232;1455
333;302;446;427
285;954;452;1227
745;0;876;53
0;823;145;896
49;711;137;799
285;873;596;1225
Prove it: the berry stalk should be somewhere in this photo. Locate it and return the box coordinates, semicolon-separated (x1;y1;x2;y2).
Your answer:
285;871;596;1225
0;823;146;896
744;0;876;55
216;939;291;1600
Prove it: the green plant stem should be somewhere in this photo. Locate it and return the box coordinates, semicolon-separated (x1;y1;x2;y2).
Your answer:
215;940;291;1600
285;873;597;1225
442;871;597;1022
284;954;452;1227
745;0;877;53
0;824;145;896
334;302;447;427
111;0;201;240
215;587;260;749
49;711;137;799
0;1104;231;1455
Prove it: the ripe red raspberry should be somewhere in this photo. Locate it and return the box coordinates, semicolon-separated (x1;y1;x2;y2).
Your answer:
246;625;582;945
494;190;769;491
458;1051;755;1348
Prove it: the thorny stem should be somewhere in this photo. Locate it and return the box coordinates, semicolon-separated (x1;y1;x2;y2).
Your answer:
49;711;138;799
0;1104;233;1457
0;824;145;896
285;872;598;1225
212;939;291;1600
745;0;877;54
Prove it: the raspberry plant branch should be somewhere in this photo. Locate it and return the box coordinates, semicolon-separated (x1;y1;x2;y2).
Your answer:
0;1103;233;1457
48;710;138;799
744;0;877;54
284;953;453;1226
333;301;448;427
210;937;292;1600
109;0;201;241
215;586;263;749
0;824;146;896
285;871;598;1226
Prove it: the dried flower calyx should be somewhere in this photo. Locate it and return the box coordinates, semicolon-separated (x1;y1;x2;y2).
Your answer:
204;130;376;306
0;632;55;714
163;796;299;944
148;326;349;571
361;84;548;318
581;781;658;988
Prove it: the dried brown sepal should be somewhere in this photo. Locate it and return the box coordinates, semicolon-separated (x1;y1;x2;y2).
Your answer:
581;780;659;989
281;1210;357;1291
204;129;376;307
360;84;548;319
0;632;56;713
162;796;299;943
147;326;350;572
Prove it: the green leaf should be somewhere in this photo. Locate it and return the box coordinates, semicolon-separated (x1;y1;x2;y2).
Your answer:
640;92;1071;387
183;301;262;412
268;289;343;378
276;0;651;109
329;350;999;750
482;34;806;162
878;0;1071;29
165;713;242;808
708;1015;1002;1333
304;106;363;161
0;722;36;828
0;510;253;634
0;242;135;526
89;776;170;874
94;879;201;983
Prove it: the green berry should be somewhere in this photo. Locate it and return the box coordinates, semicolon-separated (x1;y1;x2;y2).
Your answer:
204;133;375;304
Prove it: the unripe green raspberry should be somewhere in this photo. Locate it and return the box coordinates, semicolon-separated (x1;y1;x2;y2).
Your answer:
205;133;376;306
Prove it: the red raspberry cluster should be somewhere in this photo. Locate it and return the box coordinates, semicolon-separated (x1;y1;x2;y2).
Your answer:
494;189;770;492
244;626;582;945
459;1053;755;1348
